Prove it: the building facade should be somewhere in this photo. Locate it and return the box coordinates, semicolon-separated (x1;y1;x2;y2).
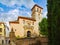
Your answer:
0;22;6;44
9;4;43;38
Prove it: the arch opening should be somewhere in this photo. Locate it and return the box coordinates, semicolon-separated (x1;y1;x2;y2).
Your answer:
27;31;31;37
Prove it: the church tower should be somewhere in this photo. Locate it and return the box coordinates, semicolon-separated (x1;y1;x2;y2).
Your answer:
31;4;43;36
31;4;43;22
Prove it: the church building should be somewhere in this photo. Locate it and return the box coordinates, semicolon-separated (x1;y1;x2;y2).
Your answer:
9;4;43;38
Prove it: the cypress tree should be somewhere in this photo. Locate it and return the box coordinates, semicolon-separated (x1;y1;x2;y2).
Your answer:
47;0;60;45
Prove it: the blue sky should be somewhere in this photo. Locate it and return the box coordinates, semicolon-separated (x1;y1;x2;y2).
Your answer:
0;0;47;22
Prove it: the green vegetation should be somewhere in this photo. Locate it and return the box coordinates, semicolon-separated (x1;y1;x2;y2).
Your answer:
39;18;48;36
47;0;60;45
16;35;20;39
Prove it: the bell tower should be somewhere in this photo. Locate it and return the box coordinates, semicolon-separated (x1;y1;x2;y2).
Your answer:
31;4;43;22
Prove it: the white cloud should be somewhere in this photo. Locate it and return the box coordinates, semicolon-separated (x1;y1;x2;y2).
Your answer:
0;8;31;22
0;9;19;22
27;12;31;17
0;0;35;8
23;0;35;8
4;22;10;37
42;11;47;18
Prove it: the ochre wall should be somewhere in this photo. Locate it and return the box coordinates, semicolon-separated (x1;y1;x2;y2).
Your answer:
0;24;5;37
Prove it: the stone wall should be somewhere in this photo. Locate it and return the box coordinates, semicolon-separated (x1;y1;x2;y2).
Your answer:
39;37;48;45
14;37;48;45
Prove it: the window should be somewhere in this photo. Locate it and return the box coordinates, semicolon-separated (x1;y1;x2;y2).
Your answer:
0;28;2;32
37;8;39;12
15;29;16;31
0;34;2;36
40;9;41;13
23;20;25;24
2;40;4;44
32;22;34;25
0;24;1;25
0;24;2;26
39;15;40;19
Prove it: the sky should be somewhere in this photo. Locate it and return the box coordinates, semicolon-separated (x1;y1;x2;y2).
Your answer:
0;0;47;22
0;0;47;37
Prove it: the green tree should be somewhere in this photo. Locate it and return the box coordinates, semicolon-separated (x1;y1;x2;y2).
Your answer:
39;18;48;36
47;0;60;45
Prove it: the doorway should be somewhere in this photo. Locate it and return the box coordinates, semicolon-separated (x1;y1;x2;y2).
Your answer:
27;31;31;37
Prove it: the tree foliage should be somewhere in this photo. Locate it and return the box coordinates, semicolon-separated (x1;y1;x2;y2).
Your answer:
39;18;48;36
47;0;60;45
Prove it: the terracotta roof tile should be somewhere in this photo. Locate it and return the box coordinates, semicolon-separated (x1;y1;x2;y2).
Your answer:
9;16;36;24
31;4;43;11
18;16;36;21
9;21;19;24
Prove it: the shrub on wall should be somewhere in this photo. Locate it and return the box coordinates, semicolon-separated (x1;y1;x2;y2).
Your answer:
16;35;20;39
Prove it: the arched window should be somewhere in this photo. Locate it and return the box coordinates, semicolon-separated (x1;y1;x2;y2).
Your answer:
36;7;39;12
9;40;10;44
2;40;4;44
27;31;31;37
32;22;34;25
0;28;2;32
